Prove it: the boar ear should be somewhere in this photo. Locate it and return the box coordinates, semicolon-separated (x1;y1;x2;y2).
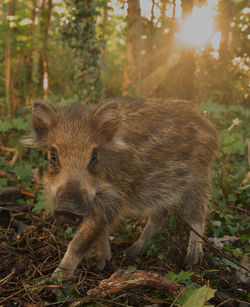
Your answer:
23;102;57;147
32;102;56;139
92;101;120;144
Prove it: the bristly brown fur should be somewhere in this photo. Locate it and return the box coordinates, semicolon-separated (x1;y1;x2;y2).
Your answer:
26;97;219;278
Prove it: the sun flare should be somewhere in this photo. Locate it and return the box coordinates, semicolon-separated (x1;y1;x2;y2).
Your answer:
179;5;215;46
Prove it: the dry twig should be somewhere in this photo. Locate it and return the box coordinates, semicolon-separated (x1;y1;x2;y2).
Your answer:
70;269;185;306
0;170;15;179
0;145;19;165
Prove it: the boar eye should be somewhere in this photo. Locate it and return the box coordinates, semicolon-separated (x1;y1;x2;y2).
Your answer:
88;148;99;170
49;147;58;165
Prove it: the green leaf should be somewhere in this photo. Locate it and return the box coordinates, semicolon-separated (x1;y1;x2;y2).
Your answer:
232;248;243;259
0;117;28;133
65;227;74;238
165;270;194;283
165;271;177;281
0;178;7;187
11;117;28;131
240;234;250;241
227;194;236;202
157;252;165;260
32;201;45;215
178;285;216;307
127;265;137;270
0;121;12;133
176;271;194;283
8;133;23;148
13;164;33;182
223;259;240;270
32;199;51;215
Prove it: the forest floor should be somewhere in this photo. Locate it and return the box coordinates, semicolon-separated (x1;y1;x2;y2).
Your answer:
0;192;249;307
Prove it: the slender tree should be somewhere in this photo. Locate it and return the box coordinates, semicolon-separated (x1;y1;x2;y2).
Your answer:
100;0;107;84
24;0;38;103
216;0;248;104
5;0;15;118
40;0;52;99
177;0;195;100
122;0;141;96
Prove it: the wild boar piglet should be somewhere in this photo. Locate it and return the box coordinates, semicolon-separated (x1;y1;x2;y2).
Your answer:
25;97;218;278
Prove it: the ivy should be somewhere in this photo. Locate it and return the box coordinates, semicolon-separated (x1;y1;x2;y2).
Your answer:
60;0;103;103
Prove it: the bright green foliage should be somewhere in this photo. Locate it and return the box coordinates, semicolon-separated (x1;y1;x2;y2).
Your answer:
102;11;126;97
32;197;51;215
165;271;216;306
0;112;46;189
13;163;33;182
0;116;30;133
196;1;249;105
165;270;194;284
60;0;104;103
200;100;249;264
177;286;216;307
144;233;166;260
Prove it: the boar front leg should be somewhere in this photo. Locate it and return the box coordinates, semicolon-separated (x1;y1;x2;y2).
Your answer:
52;216;105;279
95;231;112;271
126;209;168;258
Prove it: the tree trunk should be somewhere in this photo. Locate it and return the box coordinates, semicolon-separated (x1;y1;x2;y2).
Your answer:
217;0;244;104
218;0;232;62
177;0;195;100
41;0;52;99
24;0;37;104
140;0;155;97
122;0;141;96
4;0;15;118
148;0;195;100
100;1;107;84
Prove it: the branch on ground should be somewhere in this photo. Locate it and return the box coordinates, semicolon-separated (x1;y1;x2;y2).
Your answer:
70;269;185;306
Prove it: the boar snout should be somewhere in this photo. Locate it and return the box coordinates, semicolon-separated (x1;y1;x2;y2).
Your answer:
53;180;91;226
54;207;83;226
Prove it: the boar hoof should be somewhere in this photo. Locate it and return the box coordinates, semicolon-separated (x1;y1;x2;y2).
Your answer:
185;250;203;270
95;258;114;272
126;245;142;259
96;258;107;271
51;267;73;281
104;259;115;271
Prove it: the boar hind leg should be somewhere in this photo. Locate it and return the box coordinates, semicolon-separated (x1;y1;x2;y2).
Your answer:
185;192;208;269
51;216;104;279
126;209;168;258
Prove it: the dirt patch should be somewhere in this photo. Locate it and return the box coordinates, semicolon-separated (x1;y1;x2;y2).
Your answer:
0;211;249;306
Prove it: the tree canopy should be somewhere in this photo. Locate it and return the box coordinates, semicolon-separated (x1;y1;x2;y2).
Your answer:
0;0;249;118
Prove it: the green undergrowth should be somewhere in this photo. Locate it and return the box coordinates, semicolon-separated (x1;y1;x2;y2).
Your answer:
0;99;249;305
199;101;250;265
